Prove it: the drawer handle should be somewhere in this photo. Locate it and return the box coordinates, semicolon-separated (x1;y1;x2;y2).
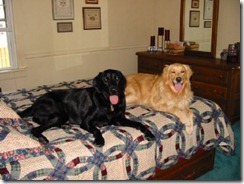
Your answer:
218;91;224;96
219;75;224;79
184;170;196;179
212;90;224;96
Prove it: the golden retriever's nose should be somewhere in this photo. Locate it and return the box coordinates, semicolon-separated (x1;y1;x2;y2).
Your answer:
176;77;182;83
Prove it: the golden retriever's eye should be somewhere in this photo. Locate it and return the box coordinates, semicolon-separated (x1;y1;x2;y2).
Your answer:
171;71;176;74
181;70;185;73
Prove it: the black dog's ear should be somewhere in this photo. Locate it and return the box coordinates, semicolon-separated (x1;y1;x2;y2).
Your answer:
93;72;103;93
118;71;127;91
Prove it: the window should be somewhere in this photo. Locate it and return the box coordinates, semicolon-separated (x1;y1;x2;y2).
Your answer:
0;0;17;71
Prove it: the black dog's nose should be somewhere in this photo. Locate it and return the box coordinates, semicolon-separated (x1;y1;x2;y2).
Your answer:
176;77;182;83
110;88;118;94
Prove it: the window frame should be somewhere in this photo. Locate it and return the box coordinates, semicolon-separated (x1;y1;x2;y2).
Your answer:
0;0;18;71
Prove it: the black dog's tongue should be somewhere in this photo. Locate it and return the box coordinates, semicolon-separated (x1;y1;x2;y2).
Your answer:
109;95;119;105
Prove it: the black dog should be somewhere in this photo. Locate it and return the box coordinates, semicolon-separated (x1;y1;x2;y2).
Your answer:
18;69;155;146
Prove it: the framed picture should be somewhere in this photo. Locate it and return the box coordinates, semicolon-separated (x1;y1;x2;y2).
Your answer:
52;0;74;20
57;22;73;32
85;0;98;4
189;11;200;27
204;21;212;28
191;0;199;8
204;0;213;20
82;7;101;30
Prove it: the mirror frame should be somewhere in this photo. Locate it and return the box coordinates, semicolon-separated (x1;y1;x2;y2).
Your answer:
180;0;219;58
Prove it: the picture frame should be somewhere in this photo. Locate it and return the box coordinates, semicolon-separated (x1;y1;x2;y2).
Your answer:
82;7;101;30
203;0;213;20
85;0;98;4
204;21;212;28
189;11;200;27
57;22;73;32
52;0;74;20
191;0;199;9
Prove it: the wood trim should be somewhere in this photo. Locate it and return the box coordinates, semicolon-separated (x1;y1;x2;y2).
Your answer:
148;149;215;180
180;0;185;41
211;0;219;58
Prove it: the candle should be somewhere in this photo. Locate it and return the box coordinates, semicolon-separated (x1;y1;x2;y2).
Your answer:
150;36;155;46
165;30;170;41
158;27;164;36
165;30;168;41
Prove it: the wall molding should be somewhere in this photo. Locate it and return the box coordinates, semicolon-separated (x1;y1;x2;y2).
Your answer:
25;45;147;59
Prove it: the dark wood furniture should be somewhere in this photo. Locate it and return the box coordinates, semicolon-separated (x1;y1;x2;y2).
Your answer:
148;149;215;180
136;51;240;124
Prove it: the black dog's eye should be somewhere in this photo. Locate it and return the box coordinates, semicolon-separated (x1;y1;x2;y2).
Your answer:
115;76;119;82
103;77;109;83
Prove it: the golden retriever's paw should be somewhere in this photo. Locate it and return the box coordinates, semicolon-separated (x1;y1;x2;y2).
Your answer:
185;109;194;124
185;125;193;134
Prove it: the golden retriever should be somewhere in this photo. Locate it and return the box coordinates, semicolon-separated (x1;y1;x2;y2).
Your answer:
125;63;194;134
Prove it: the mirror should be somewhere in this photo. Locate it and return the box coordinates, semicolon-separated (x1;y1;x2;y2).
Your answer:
180;0;219;58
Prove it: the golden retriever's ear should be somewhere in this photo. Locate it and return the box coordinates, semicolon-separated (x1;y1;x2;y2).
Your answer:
162;65;170;84
184;64;193;79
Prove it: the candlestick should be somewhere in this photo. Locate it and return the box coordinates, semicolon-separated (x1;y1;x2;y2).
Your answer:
164;40;171;51
157;35;164;51
148;36;157;52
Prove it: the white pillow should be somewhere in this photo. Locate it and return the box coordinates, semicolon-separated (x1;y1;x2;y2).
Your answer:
0;100;20;119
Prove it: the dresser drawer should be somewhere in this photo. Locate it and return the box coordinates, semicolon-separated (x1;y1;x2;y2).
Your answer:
191;66;229;86
138;58;162;74
178;150;215;180
192;81;227;101
148;149;215;180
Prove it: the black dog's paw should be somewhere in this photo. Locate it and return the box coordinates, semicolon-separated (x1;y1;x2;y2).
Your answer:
144;130;155;141
31;129;49;144
61;124;72;129
38;136;49;145
93;137;105;147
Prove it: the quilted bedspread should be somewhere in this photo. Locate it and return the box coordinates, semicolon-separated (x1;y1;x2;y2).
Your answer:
0;79;234;180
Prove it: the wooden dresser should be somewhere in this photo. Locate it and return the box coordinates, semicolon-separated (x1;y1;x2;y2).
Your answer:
136;51;240;124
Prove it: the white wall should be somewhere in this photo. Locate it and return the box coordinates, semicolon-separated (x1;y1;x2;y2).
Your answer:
216;0;240;56
153;0;181;43
0;0;154;91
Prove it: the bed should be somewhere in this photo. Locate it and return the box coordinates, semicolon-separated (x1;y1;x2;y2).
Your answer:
0;78;234;180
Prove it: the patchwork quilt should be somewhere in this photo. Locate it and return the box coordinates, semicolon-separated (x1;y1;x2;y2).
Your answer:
0;79;234;180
